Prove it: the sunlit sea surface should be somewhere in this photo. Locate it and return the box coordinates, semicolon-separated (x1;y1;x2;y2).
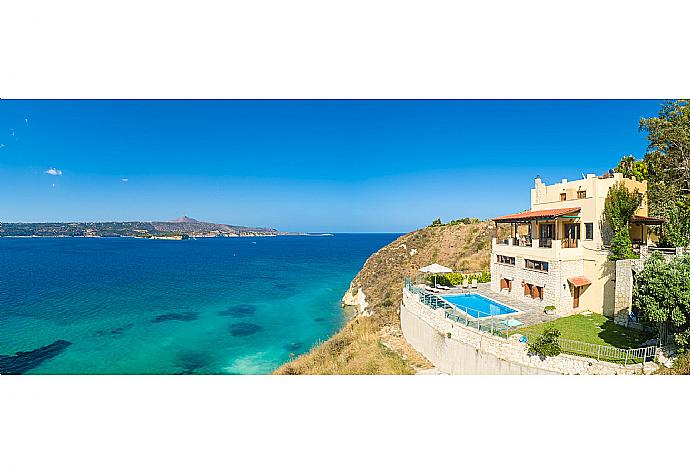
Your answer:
0;234;398;374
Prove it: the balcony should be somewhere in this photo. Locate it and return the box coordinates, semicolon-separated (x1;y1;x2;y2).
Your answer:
491;237;583;261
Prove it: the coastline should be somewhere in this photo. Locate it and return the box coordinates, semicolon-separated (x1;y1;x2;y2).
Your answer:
274;222;495;374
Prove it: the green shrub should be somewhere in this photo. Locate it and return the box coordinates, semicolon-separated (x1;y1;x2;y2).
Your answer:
609;227;638;261
426;271;491;286
528;328;562;358
634;252;690;350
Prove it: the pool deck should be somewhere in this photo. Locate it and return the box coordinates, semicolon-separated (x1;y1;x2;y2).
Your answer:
428;283;558;328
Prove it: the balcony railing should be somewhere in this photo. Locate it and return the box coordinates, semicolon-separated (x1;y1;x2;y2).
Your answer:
561;238;579;248
493;237;580;250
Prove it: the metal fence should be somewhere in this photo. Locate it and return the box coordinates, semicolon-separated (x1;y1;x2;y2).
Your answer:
403;277;656;366
404;277;518;339
518;332;656;365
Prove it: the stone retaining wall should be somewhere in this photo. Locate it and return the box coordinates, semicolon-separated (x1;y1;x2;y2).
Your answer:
401;289;651;375
613;259;645;326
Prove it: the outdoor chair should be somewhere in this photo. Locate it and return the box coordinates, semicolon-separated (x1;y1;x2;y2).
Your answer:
461;279;469;289
471;279;478;289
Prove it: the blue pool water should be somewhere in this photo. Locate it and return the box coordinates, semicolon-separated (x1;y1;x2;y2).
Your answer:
0;234;398;374
442;294;517;318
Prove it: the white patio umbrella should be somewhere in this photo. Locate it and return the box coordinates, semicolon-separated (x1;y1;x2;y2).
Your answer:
419;263;453;288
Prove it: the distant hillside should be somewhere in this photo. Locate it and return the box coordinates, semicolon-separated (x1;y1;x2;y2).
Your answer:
150;216;282;236
0;216;296;238
276;221;501;374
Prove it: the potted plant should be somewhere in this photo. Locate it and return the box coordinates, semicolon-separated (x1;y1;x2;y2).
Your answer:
544;305;557;316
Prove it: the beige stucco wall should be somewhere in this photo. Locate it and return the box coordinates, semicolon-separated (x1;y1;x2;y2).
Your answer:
530;173;648;248
491;172;650;317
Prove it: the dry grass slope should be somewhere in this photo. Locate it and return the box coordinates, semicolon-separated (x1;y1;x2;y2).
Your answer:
274;221;501;374
275;317;414;375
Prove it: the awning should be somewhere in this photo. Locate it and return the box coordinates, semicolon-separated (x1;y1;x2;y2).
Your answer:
631;215;665;225
493;207;581;223
568;276;592;287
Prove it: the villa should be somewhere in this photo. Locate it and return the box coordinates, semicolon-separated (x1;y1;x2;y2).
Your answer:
490;172;663;319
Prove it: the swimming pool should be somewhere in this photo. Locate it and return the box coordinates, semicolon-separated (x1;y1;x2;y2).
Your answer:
442;293;517;318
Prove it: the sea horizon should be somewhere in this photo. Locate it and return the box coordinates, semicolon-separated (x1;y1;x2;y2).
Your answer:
0;233;400;374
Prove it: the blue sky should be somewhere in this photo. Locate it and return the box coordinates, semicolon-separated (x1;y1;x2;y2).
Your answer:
0;100;662;232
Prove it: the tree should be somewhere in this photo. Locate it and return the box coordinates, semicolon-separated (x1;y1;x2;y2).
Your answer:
615;154;648;182
639;100;690;237
604;183;642;234
663;201;690;247
603;183;642;260
633;252;690;350
429;218;442;227
609;227;637;261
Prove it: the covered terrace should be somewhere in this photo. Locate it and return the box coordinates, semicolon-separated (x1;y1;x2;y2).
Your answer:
492;207;582;249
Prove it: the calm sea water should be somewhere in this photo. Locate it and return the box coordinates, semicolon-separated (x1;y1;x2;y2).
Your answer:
0;234;398;374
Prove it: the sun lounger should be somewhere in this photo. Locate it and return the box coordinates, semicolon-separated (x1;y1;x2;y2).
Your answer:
471;279;478;289
461;279;469;289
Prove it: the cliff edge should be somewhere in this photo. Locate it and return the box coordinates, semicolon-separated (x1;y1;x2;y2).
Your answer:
275;221;498;374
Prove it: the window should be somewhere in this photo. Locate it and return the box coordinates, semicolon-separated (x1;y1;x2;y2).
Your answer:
585;223;593;240
560;193;567;201
523;282;544;300
524;282;532;296
532;285;544;300
496;255;515;265
525;259;548;272
577;190;586;199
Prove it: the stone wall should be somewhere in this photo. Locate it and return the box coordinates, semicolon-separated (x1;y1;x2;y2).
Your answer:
401;289;651;375
491;257;584;315
613;258;645;326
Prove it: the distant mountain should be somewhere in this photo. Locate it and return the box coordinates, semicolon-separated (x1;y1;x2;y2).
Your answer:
170;216;199;223
0;216;305;238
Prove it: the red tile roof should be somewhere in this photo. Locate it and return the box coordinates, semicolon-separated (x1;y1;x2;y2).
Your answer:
568;276;592;287
493;207;581;222
631;215;665;225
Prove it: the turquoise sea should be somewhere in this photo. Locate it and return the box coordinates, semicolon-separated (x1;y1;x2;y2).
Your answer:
0;234;398;374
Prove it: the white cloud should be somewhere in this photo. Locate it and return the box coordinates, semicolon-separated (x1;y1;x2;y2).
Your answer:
121;178;129;182
44;168;63;176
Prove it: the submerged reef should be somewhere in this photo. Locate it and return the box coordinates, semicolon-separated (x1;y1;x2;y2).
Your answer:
218;304;257;318
0;340;72;374
229;322;263;337
151;311;199;323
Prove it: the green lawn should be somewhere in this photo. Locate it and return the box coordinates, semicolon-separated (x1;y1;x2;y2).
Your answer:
517;313;654;349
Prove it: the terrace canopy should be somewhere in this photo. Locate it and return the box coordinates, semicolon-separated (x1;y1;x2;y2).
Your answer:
492;207;581;241
419;263;453;288
493;207;581;224
629;215;665;245
567;276;592;287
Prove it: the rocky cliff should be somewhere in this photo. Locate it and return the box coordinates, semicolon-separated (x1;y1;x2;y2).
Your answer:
275;221;500;374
